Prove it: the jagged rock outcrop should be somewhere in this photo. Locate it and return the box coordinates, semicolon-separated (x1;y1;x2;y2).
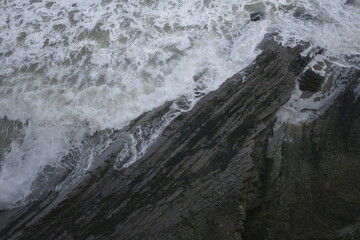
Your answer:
0;34;359;240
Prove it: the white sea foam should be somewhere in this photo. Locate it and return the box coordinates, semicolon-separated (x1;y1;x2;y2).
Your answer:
0;0;359;209
275;56;353;129
270;0;360;128
270;0;360;68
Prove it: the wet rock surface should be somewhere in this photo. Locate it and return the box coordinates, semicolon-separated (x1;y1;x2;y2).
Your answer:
250;11;265;22
298;68;325;92
0;35;360;240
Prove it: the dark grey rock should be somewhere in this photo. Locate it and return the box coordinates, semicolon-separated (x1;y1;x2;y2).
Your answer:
298;68;325;92
250;11;265;22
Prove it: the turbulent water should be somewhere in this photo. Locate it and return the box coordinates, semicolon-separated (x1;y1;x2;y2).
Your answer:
0;0;359;210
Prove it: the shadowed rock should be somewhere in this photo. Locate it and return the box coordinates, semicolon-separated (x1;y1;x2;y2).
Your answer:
250;11;265;22
298;68;325;92
245;2;266;22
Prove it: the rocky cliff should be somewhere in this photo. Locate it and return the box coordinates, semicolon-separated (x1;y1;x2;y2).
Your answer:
0;34;359;240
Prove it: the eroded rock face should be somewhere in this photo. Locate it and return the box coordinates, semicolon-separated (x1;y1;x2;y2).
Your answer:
255;73;360;240
0;35;359;240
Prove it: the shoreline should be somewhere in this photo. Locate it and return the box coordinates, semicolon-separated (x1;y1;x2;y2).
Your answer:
1;34;360;240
